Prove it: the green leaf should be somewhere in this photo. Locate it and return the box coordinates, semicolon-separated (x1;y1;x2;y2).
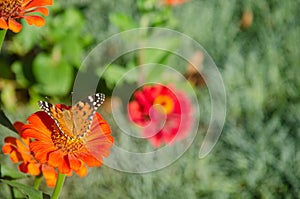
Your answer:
109;13;137;31
1;179;43;199
0;110;17;134
8;22;43;55
102;64;133;89
11;62;30;88
101;64;139;89
32;53;73;96
0;165;26;179
0;29;7;51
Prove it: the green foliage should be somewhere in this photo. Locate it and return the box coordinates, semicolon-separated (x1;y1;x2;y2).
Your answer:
0;164;43;199
0;180;43;199
0;3;93;107
32;52;73;96
1;165;27;179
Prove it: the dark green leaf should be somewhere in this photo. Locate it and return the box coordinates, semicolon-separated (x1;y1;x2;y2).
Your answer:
0;110;17;134
1;180;43;199
0;165;27;179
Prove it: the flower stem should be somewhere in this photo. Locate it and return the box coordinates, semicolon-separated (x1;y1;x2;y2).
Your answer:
33;175;43;189
51;172;66;199
0;29;7;51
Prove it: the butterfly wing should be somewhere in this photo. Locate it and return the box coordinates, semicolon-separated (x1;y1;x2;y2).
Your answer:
38;101;74;137
38;93;105;138
71;93;105;137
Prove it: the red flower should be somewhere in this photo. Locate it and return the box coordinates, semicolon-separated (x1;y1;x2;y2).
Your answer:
2;122;57;187
0;0;53;33
128;84;193;147
22;105;114;177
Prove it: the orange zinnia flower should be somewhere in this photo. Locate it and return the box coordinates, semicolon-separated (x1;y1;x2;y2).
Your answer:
0;0;53;33
22;104;114;177
2;122;58;187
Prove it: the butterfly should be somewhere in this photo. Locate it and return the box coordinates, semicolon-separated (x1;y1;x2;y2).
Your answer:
38;93;105;138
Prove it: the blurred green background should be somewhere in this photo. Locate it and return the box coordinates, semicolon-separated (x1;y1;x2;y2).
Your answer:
0;0;300;198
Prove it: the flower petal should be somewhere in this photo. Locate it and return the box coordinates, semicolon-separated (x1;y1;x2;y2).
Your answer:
30;141;56;163
10;150;23;162
74;165;88;177
2;144;13;154
23;0;53;10
41;164;57;187
84;114;114;161
13;122;24;134
23;16;45;27
27;162;41;175
25;7;49;16
68;154;83;171
23;112;53;142
129;84;193;147
8;19;22;33
0;18;8;30
49;151;71;174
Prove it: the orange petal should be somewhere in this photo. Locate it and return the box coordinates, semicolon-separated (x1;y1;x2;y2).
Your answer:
85;114;113;161
49;151;71;174
15;138;30;153
165;0;187;5
89;113;113;140
19;152;33;163
74;165;88;177
26;111;53;129
41;164;57;187
85;134;113;160
23;128;52;142
27;162;41;175
0;18;8;30
23;111;53;140
65;170;73;177
68;154;83;171
8;19;22;33
58;155;71;174
77;152;103;167
10;150;23;162
48;151;61;167
25;7;49;16
2;144;13;154
30;141;56;163
23;0;53;10
23;15;45;27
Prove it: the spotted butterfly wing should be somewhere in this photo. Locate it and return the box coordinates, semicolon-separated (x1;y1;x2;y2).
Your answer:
38;93;105;138
71;93;105;137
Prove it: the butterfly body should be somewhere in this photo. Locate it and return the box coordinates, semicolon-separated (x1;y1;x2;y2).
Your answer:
38;93;105;138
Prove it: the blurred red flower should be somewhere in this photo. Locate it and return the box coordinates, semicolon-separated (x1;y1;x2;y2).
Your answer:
128;84;193;147
0;0;53;33
2;122;57;187
22;105;114;177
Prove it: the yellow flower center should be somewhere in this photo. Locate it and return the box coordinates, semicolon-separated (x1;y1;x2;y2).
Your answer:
0;0;22;20
153;95;174;114
51;125;84;153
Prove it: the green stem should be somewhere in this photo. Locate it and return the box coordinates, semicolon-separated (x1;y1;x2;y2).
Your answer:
51;172;66;199
33;175;43;189
0;29;7;51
